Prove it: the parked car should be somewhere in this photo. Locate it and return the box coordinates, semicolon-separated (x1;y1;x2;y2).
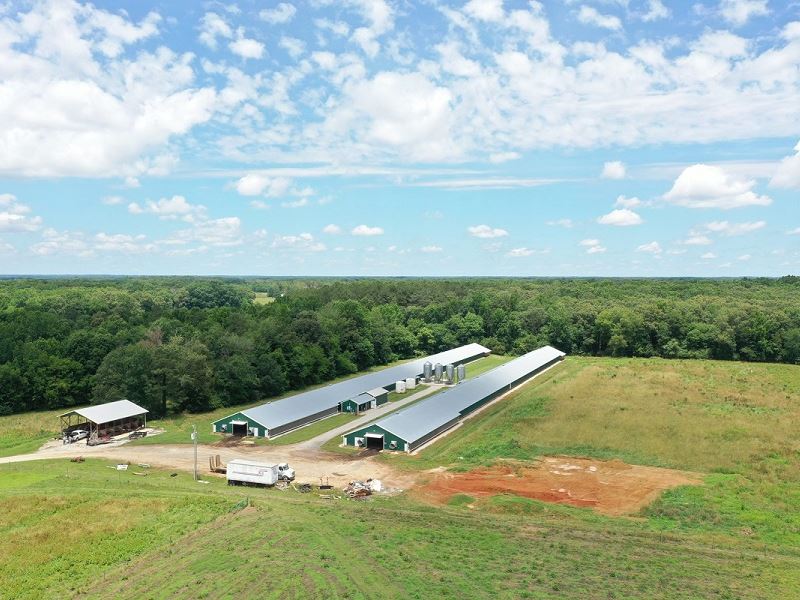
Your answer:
69;429;88;442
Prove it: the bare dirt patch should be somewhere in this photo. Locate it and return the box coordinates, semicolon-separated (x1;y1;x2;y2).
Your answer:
415;456;701;516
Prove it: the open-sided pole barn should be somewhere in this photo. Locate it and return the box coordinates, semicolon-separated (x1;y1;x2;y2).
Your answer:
59;399;149;444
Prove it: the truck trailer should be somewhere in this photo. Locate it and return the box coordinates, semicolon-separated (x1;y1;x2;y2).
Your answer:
226;459;295;487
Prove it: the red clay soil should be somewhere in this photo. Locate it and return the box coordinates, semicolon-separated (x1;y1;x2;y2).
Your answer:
416;457;701;516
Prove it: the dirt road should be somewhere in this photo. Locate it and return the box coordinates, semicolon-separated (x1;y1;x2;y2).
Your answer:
0;441;416;490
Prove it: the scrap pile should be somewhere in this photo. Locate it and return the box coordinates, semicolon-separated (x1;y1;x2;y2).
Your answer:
343;478;382;499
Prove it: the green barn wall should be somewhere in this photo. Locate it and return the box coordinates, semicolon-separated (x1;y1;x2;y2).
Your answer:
211;412;267;437
344;424;407;451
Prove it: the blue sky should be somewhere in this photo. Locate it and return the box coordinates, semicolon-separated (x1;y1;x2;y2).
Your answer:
0;0;798;276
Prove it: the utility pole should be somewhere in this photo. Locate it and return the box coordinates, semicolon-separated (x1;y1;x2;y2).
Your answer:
192;425;198;481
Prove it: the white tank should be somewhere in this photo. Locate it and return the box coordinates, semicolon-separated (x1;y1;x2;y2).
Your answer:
396;380;406;393
405;377;417;390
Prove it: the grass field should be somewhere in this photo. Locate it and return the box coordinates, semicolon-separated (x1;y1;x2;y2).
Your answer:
384;357;800;547
3;356;800;598
1;458;798;599
252;292;275;305
0;407;66;458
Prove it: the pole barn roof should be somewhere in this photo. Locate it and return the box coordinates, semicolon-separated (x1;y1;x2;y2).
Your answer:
60;399;149;425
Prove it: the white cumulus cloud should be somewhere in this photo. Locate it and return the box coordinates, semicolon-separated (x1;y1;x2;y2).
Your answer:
719;0;769;27
0;194;43;232
637;241;662;254
577;6;622;31
271;232;325;252
598;208;643;226
351;224;384;236
128;196;206;221
235;175;292;197
468;224;509;238
323;224;342;235
259;3;296;24
770;140;800;189
704;220;766;236
229;34;265;60
601;161;626;179
580;239;606;254
664;165;772;209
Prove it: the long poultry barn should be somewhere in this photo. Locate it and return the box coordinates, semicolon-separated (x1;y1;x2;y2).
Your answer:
211;343;490;438
343;345;565;453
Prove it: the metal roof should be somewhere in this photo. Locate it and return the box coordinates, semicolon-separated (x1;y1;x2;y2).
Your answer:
238;343;489;431
365;387;388;398
353;393;375;405
61;399;148;425
371;346;565;445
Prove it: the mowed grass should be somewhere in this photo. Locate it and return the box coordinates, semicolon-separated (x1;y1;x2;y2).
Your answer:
387;357;800;546
267;412;358;445
1;460;794;600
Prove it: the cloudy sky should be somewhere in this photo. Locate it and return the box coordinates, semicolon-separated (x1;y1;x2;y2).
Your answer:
0;0;798;276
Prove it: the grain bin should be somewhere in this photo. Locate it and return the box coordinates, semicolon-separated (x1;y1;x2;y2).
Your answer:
434;363;443;383
457;363;466;383
446;363;455;384
423;361;433;382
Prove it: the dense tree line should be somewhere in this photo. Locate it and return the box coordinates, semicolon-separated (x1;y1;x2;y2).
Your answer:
0;276;798;416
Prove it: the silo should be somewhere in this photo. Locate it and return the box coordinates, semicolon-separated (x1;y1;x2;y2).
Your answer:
457;363;466;383
396;380;406;393
434;363;443;383
446;363;455;384
423;362;433;382
405;377;417;390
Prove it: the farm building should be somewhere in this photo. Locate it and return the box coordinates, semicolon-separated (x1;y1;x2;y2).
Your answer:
212;343;489;438
59;399;148;444
341;393;377;414
343;345;565;452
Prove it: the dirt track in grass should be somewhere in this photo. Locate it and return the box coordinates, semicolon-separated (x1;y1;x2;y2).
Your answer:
415;457;701;515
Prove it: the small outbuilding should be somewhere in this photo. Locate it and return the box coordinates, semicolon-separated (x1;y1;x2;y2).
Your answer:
341;393;376;414
365;387;389;406
59;399;148;443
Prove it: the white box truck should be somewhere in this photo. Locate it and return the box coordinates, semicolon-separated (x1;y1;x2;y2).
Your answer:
226;459;295;487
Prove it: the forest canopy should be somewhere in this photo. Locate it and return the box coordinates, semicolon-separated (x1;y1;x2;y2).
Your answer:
0;276;798;417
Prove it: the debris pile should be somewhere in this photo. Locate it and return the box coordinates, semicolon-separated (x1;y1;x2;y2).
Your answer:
344;479;383;499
